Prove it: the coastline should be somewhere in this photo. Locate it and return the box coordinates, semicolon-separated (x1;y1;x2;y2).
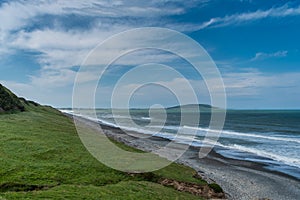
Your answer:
70;114;300;200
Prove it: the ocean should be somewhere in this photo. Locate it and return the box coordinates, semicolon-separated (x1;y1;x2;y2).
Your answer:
63;108;300;180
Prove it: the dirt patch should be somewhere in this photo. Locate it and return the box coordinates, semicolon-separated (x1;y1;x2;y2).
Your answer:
159;178;226;199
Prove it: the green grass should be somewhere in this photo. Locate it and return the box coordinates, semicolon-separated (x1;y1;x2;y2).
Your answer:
0;84;24;113
2;181;200;200
0;104;207;199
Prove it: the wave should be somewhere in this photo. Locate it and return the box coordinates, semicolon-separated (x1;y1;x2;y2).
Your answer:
141;117;151;120
150;125;300;144
100;114;131;119
99;114;153;122
183;126;300;144
149;125;179;131
225;144;300;168
173;136;300;169
61;110;119;128
59;109;73;114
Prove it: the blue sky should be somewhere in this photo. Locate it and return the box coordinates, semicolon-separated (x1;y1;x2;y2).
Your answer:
0;0;299;109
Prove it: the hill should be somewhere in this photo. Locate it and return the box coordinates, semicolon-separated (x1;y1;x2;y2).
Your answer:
0;85;224;199
0;84;40;114
167;104;218;112
0;84;25;113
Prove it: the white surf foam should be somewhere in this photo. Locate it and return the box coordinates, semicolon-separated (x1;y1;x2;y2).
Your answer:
226;144;300;168
184;126;300;144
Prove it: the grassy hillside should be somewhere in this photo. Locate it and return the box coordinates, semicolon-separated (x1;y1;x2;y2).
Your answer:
0;100;223;199
0;84;25;113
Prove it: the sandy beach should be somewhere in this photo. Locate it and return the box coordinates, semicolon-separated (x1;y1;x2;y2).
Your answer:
72;115;300;200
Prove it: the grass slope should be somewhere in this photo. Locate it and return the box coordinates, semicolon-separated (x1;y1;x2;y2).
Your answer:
0;103;209;199
0;84;25;113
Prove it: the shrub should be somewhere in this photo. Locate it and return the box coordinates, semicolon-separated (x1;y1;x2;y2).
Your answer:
208;183;223;193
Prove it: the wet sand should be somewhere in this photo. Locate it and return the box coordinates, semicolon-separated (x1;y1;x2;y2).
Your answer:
71;115;300;200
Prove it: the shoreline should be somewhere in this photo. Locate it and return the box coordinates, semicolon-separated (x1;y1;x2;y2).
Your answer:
70;114;300;200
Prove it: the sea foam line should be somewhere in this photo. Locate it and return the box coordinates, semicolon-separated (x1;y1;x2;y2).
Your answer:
227;144;300;169
183;126;300;144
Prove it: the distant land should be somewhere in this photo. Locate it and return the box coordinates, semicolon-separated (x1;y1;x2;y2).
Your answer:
166;104;219;112
61;104;220;112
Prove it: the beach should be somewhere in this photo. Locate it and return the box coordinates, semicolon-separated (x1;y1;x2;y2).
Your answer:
71;114;300;200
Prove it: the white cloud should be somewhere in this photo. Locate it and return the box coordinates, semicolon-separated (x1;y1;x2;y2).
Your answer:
3;68;300;108
222;70;300;97
11;28;119;69
30;69;77;87
197;4;300;30
251;50;288;61
1;0;299;108
0;0;188;33
223;71;300;108
80;70;300;108
0;0;206;91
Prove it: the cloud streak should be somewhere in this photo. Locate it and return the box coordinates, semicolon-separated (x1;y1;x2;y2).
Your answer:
0;0;207;89
197;3;300;30
251;50;288;61
0;0;186;32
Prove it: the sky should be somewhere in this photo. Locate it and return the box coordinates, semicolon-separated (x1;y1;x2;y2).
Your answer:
0;0;300;109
